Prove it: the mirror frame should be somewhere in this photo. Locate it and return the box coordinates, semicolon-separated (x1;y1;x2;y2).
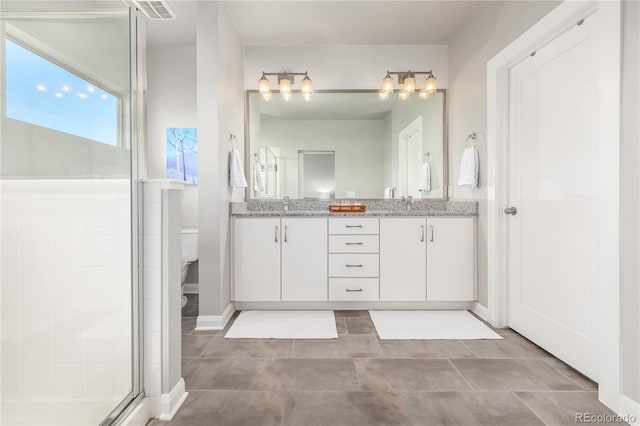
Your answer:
244;89;448;201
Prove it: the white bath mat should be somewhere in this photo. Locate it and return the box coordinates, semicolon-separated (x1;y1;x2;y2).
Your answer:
225;310;338;339
369;310;503;340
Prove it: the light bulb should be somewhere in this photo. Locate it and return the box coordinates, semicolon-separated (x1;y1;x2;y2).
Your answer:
378;90;389;101
302;92;312;102
279;78;291;95
282;91;292;102
424;74;437;93
403;76;415;94
382;75;394;94
301;75;313;96
261;91;272;102
419;89;431;100
258;76;270;94
399;91;409;101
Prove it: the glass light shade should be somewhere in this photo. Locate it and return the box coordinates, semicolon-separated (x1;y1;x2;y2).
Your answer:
281;91;292;102
301;76;313;95
399;91;409;101
419;89;431;100
378;90;389;101
279;78;291;94
382;75;394;94
302;92;312;102
424;75;437;93
403;76;415;94
261;91;272;102
258;76;270;94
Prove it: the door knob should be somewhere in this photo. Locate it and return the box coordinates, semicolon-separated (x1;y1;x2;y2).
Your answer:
504;207;518;215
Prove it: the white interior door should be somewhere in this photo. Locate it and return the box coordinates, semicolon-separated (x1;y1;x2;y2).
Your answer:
507;16;598;379
398;117;422;197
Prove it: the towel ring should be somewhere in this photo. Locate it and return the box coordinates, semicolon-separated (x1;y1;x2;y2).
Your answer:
465;132;477;147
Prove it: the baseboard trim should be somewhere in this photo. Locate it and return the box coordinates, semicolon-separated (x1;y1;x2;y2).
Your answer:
183;283;199;294
158;378;189;421
196;302;235;330
470;301;490;322
234;301;472;310
619;394;640;426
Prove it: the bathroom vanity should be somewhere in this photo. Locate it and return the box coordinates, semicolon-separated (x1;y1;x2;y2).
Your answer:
231;201;477;309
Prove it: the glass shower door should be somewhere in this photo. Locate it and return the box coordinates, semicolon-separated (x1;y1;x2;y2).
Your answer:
0;3;140;424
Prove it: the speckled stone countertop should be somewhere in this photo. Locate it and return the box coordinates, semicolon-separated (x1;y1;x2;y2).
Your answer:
230;200;478;217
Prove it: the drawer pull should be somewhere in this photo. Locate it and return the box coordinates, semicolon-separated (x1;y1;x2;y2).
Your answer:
275;225;279;243
345;225;363;228
345;288;363;292
345;242;363;245
346;264;363;268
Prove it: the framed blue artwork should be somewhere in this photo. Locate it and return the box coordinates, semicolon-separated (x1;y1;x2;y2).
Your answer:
166;128;198;184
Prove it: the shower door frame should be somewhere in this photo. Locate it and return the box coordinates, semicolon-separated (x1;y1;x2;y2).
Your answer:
0;5;144;425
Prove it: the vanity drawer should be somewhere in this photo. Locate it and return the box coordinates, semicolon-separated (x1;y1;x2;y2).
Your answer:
329;254;379;277
329;278;379;301
329;218;379;235
329;235;379;253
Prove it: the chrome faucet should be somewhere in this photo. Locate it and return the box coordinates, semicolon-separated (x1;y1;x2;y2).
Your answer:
406;196;413;212
283;196;289;212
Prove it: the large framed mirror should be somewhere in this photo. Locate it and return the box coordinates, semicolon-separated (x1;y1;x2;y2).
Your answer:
245;89;447;200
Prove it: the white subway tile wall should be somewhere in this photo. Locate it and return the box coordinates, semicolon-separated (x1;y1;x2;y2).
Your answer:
1;179;133;425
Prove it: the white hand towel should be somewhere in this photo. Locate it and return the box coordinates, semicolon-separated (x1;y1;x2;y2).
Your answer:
457;146;479;188
418;161;431;193
253;161;264;193
229;148;248;188
384;187;391;199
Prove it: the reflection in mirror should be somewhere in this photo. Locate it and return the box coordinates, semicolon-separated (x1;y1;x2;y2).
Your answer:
246;90;447;200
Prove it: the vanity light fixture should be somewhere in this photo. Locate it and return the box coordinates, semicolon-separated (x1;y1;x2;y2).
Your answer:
257;71;313;102
379;70;437;100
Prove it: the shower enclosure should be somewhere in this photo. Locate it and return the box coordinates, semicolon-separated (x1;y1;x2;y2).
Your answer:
0;2;142;424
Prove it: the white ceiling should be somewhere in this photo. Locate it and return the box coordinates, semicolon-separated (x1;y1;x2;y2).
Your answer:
146;1;480;47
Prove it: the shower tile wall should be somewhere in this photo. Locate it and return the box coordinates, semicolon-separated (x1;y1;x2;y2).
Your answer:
1;179;132;423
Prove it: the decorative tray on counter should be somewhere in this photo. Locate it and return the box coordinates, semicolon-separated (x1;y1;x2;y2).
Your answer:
329;204;366;213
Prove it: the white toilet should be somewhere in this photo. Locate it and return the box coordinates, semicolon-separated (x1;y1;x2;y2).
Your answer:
181;227;199;308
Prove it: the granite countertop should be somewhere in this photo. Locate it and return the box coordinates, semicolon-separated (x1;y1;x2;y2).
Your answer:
230;200;478;217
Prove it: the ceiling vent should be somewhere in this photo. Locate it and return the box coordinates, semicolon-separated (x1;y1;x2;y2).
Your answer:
123;0;176;20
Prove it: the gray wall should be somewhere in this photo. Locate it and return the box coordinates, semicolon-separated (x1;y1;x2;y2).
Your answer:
197;2;245;317
621;0;640;404
447;0;561;306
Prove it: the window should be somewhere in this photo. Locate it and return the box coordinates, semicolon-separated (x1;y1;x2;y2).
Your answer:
4;39;120;146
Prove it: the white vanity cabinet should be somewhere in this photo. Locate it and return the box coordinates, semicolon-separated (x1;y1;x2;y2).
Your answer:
426;217;475;301
232;217;328;302
281;218;328;301
380;218;427;301
232;217;281;301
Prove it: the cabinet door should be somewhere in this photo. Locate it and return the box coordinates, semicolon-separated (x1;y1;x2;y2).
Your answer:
281;218;328;301
426;217;475;301
380;218;427;301
233;218;281;301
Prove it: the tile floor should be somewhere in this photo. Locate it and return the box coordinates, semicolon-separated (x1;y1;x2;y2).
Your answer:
150;295;620;426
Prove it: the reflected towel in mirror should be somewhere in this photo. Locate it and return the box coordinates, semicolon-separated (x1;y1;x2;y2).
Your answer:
418;161;431;193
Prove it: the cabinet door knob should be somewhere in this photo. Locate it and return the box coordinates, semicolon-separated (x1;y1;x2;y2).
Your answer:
346;225;363;228
504;207;518;215
420;225;425;242
429;225;434;242
346;242;363;245
284;225;288;243
345;288;363;292
275;225;279;243
345;264;363;268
